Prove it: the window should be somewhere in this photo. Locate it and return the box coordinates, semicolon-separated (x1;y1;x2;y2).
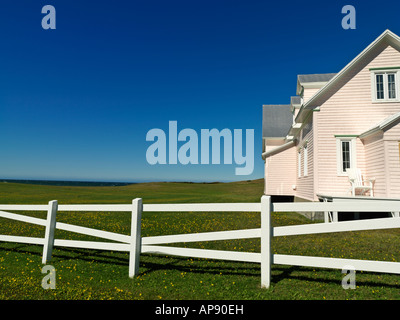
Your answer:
303;145;308;176
388;73;396;99
373;71;399;101
376;74;384;99
298;150;301;178
336;137;357;176
341;140;351;172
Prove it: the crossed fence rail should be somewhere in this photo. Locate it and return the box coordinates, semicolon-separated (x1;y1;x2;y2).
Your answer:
0;196;399;288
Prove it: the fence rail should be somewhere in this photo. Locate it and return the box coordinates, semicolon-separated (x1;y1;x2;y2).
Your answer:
0;196;399;288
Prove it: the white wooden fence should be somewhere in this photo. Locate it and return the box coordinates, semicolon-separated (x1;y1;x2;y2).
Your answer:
0;196;399;288
0;199;143;278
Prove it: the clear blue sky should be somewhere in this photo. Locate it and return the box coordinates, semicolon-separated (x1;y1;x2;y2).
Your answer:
1;0;399;182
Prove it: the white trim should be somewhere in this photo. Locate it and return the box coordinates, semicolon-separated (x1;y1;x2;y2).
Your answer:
303;144;308;176
261;140;295;160
301;81;330;89
359;111;400;138
371;70;400;102
336;137;357;176
298;149;302;178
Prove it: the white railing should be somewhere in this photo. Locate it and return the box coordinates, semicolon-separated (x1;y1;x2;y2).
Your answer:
0;196;399;288
0;199;143;278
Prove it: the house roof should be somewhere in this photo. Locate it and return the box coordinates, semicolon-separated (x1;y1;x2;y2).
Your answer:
298;73;337;84
290;96;301;106
262;104;293;138
359;111;400;138
296;73;337;96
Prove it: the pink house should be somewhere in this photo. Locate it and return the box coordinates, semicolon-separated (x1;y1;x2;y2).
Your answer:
262;30;400;203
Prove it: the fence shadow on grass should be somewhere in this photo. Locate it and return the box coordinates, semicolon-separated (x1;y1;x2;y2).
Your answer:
2;243;399;290
138;253;261;278
271;265;400;290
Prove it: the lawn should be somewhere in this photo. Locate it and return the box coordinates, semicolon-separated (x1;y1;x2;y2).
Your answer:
0;179;399;300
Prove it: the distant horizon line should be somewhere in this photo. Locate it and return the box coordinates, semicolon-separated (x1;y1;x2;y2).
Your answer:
0;177;262;185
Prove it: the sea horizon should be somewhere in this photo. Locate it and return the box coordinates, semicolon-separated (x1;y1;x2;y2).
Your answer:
0;177;248;187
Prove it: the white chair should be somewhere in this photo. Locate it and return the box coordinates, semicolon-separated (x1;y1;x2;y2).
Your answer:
346;168;375;197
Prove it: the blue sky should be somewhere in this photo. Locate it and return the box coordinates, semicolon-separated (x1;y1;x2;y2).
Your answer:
0;0;400;182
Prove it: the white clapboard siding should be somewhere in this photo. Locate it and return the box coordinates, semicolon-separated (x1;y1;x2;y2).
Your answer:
142;245;261;263
142;228;261;245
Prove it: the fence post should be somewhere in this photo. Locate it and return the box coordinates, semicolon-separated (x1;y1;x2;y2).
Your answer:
129;198;143;278
42;200;58;264
260;195;271;289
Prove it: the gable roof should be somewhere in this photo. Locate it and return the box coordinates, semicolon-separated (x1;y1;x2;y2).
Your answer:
298;73;337;84
295;29;400;122
262;104;292;138
296;73;337;96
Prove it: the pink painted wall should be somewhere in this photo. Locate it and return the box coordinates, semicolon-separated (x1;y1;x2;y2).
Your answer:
314;43;400;198
264;141;296;196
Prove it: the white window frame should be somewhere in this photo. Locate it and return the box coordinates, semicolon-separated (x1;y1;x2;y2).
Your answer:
303;144;308;177
371;70;400;102
298;149;302;178
336;137;357;176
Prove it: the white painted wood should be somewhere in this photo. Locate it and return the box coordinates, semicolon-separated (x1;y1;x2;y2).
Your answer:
142;245;261;263
273;216;400;237
0;203;261;212
2;198;400;283
273;201;400;212
54;239;129;251
260;195;272;289
55;221;130;243
129;198;143;278
58;204;132;212
0;205;49;211
346;168;374;197
0;210;47;226
143;203;261;212
324;211;330;223
273;254;400;274
0;235;45;245
142;228;261;245
42;200;58;264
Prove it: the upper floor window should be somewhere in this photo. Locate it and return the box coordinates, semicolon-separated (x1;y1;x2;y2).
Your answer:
372;70;399;102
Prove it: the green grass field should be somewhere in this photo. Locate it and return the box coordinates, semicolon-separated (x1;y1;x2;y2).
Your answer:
0;179;399;300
